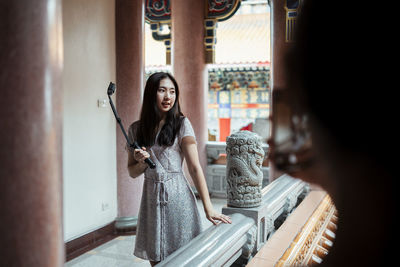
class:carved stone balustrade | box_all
[156,213,256,267]
[223,174,309,253]
[159,175,309,266]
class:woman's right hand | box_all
[133,147,150,164]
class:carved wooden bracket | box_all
[145,0,242,65]
[284,0,302,42]
[145,0,171,64]
[205,0,242,63]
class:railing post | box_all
[222,175,310,262]
[226,131,265,208]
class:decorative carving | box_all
[285,190,298,213]
[265,214,274,240]
[207,0,241,22]
[226,130,265,207]
[242,225,257,259]
[204,19,217,63]
[205,0,242,63]
[277,195,337,266]
[145,0,242,64]
[208,65,271,91]
[285,0,301,42]
[145,0,171,21]
[145,0,171,64]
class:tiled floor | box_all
[65,197,228,267]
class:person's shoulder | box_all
[178,116,195,138]
[180,116,190,123]
[181,116,194,128]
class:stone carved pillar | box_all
[226,131,265,208]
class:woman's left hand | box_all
[206,209,232,225]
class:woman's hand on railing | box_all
[205,209,232,225]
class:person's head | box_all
[281,3,396,264]
[156,76,177,117]
[283,0,397,184]
[142,72,181,120]
[138,72,184,147]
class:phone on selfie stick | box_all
[107,82,156,169]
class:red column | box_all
[115,0,145,221]
[171,0,208,174]
[271,0,291,90]
[0,0,64,266]
[270,0,291,180]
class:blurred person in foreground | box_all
[268,0,396,266]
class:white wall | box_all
[62,0,117,241]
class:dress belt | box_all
[145,172,182,207]
[155,180,168,206]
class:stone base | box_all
[114,216,138,233]
[222,203,270,252]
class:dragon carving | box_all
[226,131,265,208]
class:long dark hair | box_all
[136,72,184,147]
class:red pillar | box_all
[270,0,292,180]
[115,0,145,222]
[271,0,291,90]
[0,0,64,266]
[171,0,208,174]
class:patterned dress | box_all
[128,117,202,261]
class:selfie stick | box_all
[107,82,156,169]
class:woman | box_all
[127,72,231,266]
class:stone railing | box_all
[157,213,256,267]
[158,175,309,266]
[223,174,309,253]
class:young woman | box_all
[127,72,231,266]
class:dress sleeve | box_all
[179,117,197,144]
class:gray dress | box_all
[128,117,202,262]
